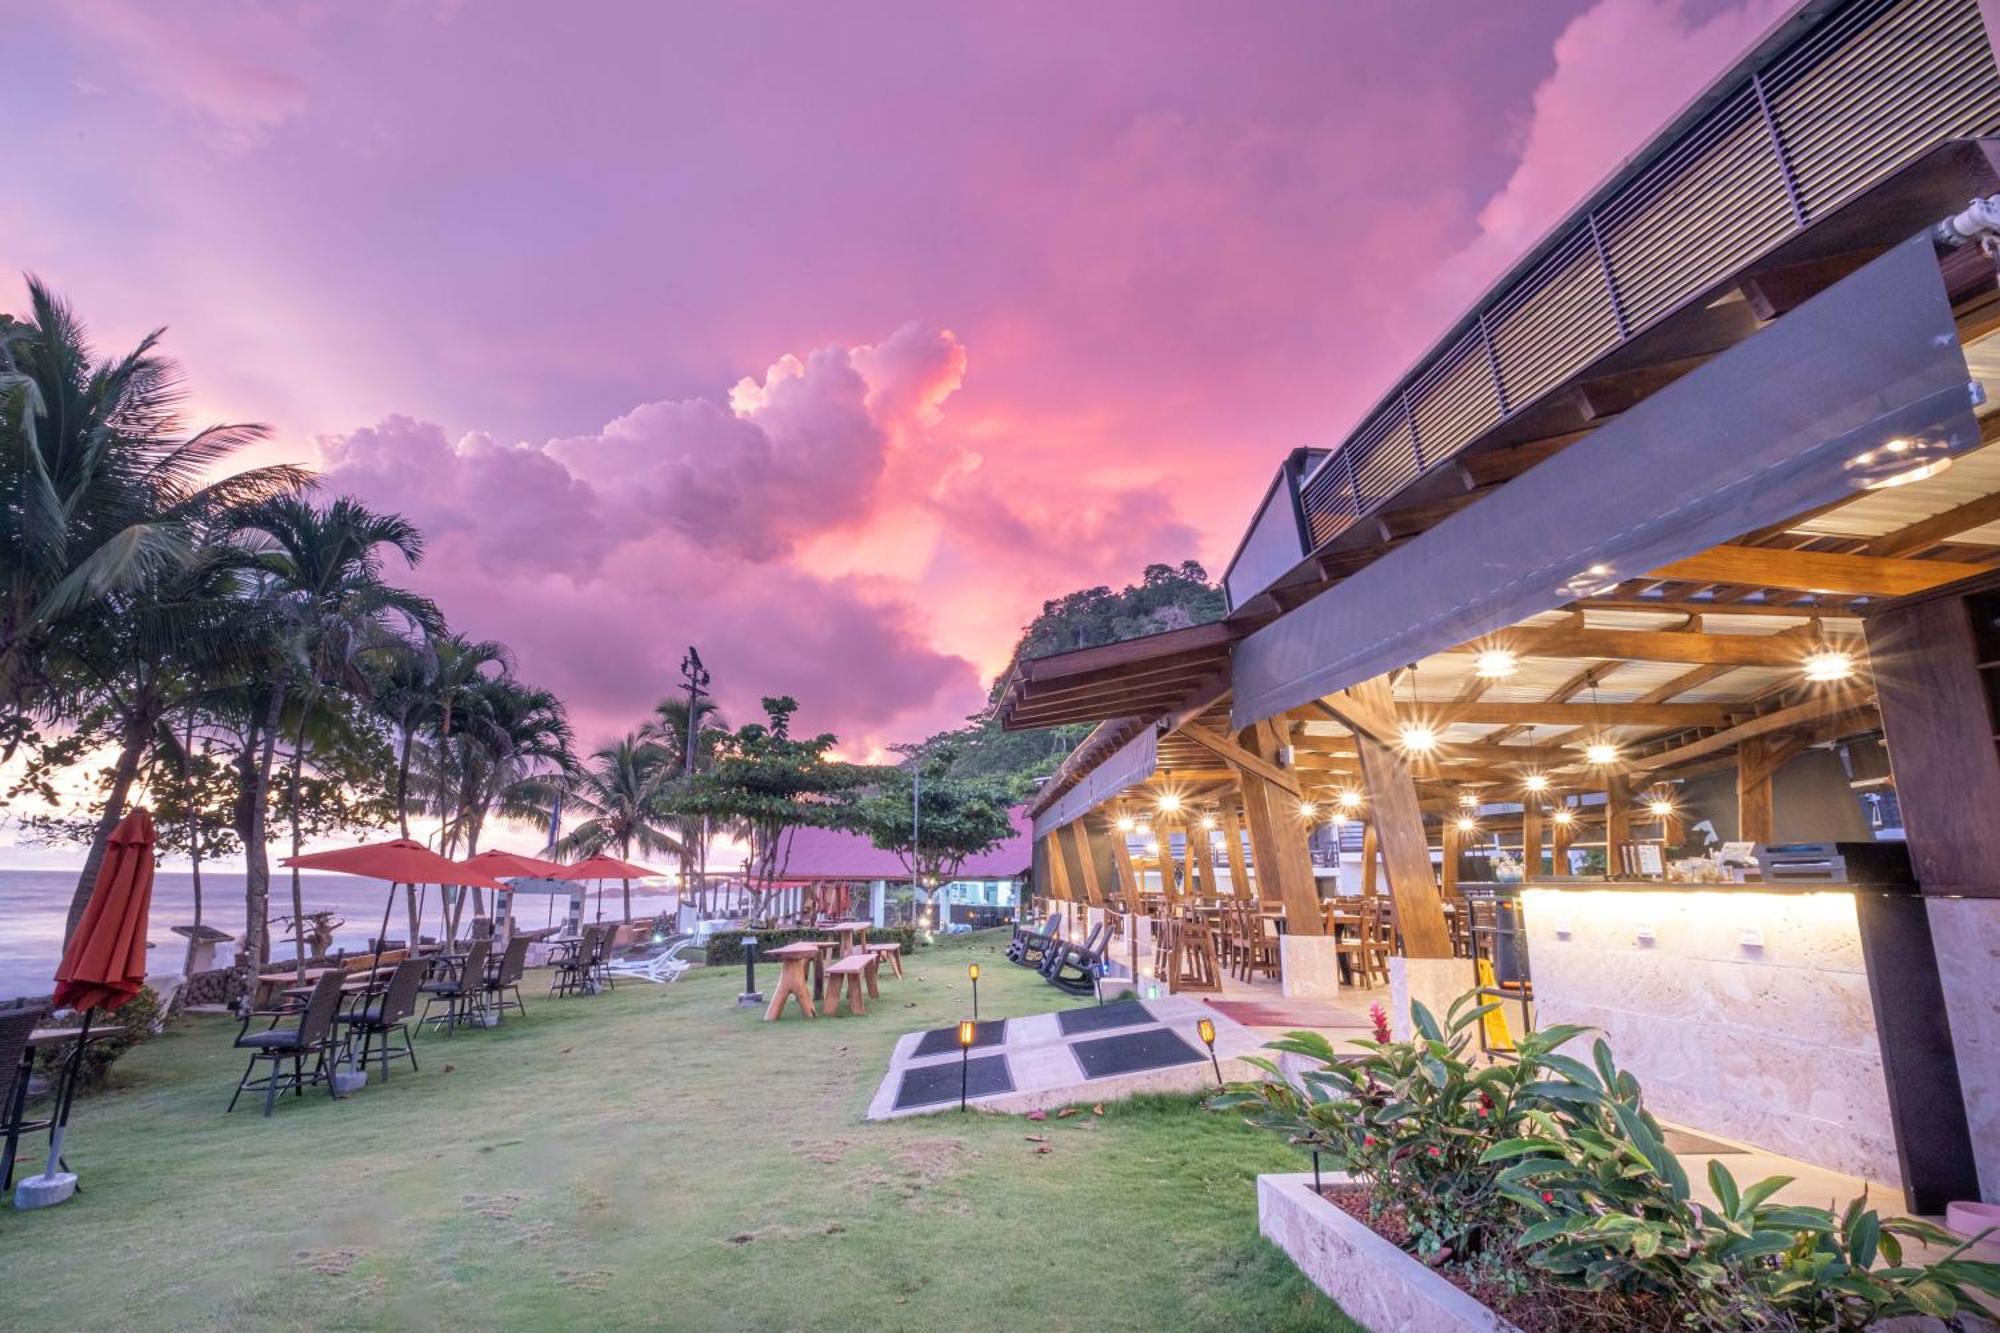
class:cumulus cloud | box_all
[318,322,1167,750]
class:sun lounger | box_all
[604,933,695,984]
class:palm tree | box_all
[234,495,439,977]
[0,277,307,758]
[556,734,684,923]
[643,695,727,911]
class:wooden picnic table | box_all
[825,920,871,956]
[763,942,823,1021]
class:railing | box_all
[1292,0,2000,558]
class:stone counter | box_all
[1519,885,1901,1190]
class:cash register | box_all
[1750,840,1915,887]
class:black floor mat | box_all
[893,1055,1014,1110]
[912,1019,1008,1058]
[1069,1027,1204,1080]
[1056,1000,1154,1036]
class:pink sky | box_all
[4,0,1788,757]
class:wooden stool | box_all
[823,954,873,1016]
[863,942,903,978]
[861,951,882,1000]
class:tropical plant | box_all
[642,694,727,907]
[666,696,871,917]
[0,276,305,757]
[556,733,682,921]
[846,742,1017,916]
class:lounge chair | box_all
[1007,913,1063,968]
[227,971,347,1116]
[604,933,694,985]
[332,958,425,1081]
[417,938,491,1034]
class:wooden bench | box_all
[822,953,873,1017]
[861,941,902,979]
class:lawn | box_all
[0,929,1357,1332]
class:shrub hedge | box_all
[704,925,923,967]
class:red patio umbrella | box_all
[281,839,506,984]
[554,854,664,924]
[21,808,157,1207]
[458,849,570,934]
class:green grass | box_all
[0,929,1357,1332]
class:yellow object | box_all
[1475,959,1516,1051]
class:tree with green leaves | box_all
[642,694,728,910]
[556,733,682,922]
[848,743,1018,917]
[667,696,873,918]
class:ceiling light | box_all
[1298,801,1319,821]
[1115,816,1136,833]
[1457,789,1479,808]
[1844,435,1954,491]
[1803,647,1855,682]
[1585,740,1619,766]
[1522,772,1550,794]
[1473,648,1519,679]
[1551,808,1574,826]
[1648,799,1675,817]
[1199,813,1218,831]
[1338,789,1363,811]
[1156,792,1182,814]
[1144,840,1161,856]
[1454,816,1477,833]
[1399,724,1438,754]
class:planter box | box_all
[1257,1172,1518,1333]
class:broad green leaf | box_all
[1904,1279,1957,1318]
[1707,1159,1740,1217]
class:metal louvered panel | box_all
[1299,450,1359,548]
[1486,230,1620,406]
[1770,0,2000,221]
[1408,329,1504,462]
[1599,90,1797,328]
[1293,0,2000,568]
[1349,406,1421,509]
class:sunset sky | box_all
[4,0,1790,761]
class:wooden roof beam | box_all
[1647,547,1989,598]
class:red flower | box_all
[1541,1191,1555,1204]
[1362,1135,1376,1147]
[1427,1146,1441,1158]
[1476,1105,1489,1118]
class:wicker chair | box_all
[332,958,425,1080]
[227,971,347,1116]
[418,938,492,1034]
[0,1004,51,1188]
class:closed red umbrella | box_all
[20,809,157,1208]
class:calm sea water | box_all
[0,867,681,1003]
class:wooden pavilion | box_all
[999,0,2000,1213]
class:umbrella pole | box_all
[41,1006,91,1182]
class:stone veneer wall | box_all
[1520,888,1900,1189]
[1927,897,2000,1203]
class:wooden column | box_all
[1440,819,1460,896]
[1061,821,1104,906]
[1342,679,1454,958]
[1040,834,1074,902]
[1220,803,1251,898]
[1105,820,1142,910]
[1235,735,1325,936]
[1551,798,1574,871]
[1521,799,1544,878]
[1603,774,1632,875]
[1360,822,1380,899]
[1737,737,1776,844]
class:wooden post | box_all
[1062,821,1105,906]
[1737,736,1776,844]
[1551,796,1574,871]
[1235,738,1325,936]
[1220,802,1250,898]
[1440,818,1460,897]
[1605,774,1632,874]
[1107,821,1142,910]
[1521,798,1543,879]
[1360,822,1380,899]
[1042,834,1075,902]
[1342,679,1454,959]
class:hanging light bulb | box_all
[1115,815,1136,833]
[1522,772,1550,794]
[1144,839,1162,856]
[1199,812,1218,831]
[1338,789,1363,811]
[1454,815,1477,833]
[1803,647,1856,682]
[1298,800,1319,821]
[1457,789,1479,808]
[1648,797,1675,818]
[1551,808,1575,826]
[1156,791,1182,814]
[1473,647,1519,679]
[1399,723,1438,754]
[1586,740,1620,766]
[1135,821,1152,839]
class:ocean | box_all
[0,867,683,1003]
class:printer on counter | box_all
[1751,840,1916,888]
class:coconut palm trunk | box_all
[284,691,317,977]
[63,710,154,942]
[240,681,286,981]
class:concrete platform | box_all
[865,994,1269,1120]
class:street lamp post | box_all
[680,646,711,914]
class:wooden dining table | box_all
[762,942,824,1021]
[824,920,871,957]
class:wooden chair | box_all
[1241,908,1281,984]
[823,954,873,1016]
